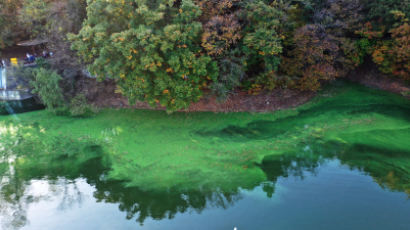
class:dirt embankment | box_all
[75,65,408,113]
[75,76,316,113]
[348,65,410,99]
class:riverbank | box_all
[75,76,316,112]
[75,71,409,113]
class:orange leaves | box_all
[372,49,385,65]
[201,14,241,56]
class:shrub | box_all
[69,93,96,117]
[210,55,245,99]
[30,68,65,110]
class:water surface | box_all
[1,83,409,229]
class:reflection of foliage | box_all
[0,121,106,230]
[1,83,410,227]
[314,137,410,195]
[0,122,241,225]
[93,181,240,224]
[0,121,105,179]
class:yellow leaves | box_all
[144,62,156,69]
[120,73,125,79]
[127,55,133,60]
[166,68,173,73]
[115,86,123,94]
[179,9,183,13]
[156,62,162,67]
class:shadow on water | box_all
[0,98,44,115]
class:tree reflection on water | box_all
[0,121,409,229]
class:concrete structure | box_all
[0,66,34,101]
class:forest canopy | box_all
[1,0,409,111]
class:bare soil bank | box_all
[348,65,410,99]
[75,77,315,113]
[75,69,408,113]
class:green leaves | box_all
[71,0,218,112]
[31,68,65,110]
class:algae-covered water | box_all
[0,83,409,230]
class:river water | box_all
[0,83,409,230]
[0,158,409,230]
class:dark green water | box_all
[0,83,409,230]
[1,156,409,230]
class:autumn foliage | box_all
[2,0,408,111]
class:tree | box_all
[241,0,287,90]
[282,24,340,91]
[363,0,410,31]
[371,11,410,80]
[70,0,218,111]
[0,0,24,49]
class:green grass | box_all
[1,82,409,193]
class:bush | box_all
[211,56,245,99]
[69,93,96,117]
[30,68,65,110]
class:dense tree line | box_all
[1,0,409,111]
